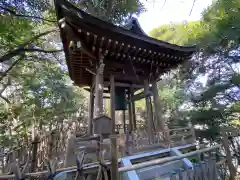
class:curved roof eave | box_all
[55,0,196,54]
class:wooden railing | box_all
[0,143,231,180]
[0,125,239,179]
[0,122,89,174]
[118,145,221,179]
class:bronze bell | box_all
[115,87,127,110]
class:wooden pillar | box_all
[152,80,164,130]
[222,133,237,180]
[64,134,76,180]
[128,89,133,133]
[164,124,170,147]
[149,96,155,132]
[30,135,39,172]
[110,135,119,180]
[95,73,104,117]
[130,87,137,130]
[1,147,4,173]
[144,80,154,143]
[122,110,126,134]
[88,86,94,135]
[94,55,105,133]
[110,75,116,134]
[47,130,56,160]
[188,122,196,142]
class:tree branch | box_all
[0,29,58,62]
[0,6,56,23]
[21,29,58,47]
[0,55,24,82]
[23,48,63,53]
[0,48,62,63]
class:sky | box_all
[138,0,213,33]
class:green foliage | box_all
[0,16,34,50]
[149,21,200,46]
[0,0,147,147]
[72,0,145,24]
[148,0,240,140]
[230,102,240,113]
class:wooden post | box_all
[179,169,188,180]
[110,135,119,180]
[48,130,56,160]
[11,152,22,180]
[30,135,39,172]
[144,80,154,143]
[94,55,105,119]
[96,135,102,162]
[187,167,194,179]
[149,96,155,133]
[152,81,164,131]
[64,134,76,180]
[222,134,237,180]
[188,122,196,142]
[88,87,94,135]
[128,90,133,133]
[110,75,116,134]
[164,124,170,147]
[0,147,4,173]
[209,151,217,180]
[130,87,136,131]
[122,110,126,134]
[64,135,76,167]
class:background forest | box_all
[0,0,239,148]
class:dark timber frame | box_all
[55,0,196,136]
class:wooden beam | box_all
[104,82,143,89]
[84,87,109,93]
[66,24,97,60]
[105,72,145,81]
[131,91,152,101]
[94,95,110,99]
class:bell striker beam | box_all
[110,75,116,134]
[144,80,154,143]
